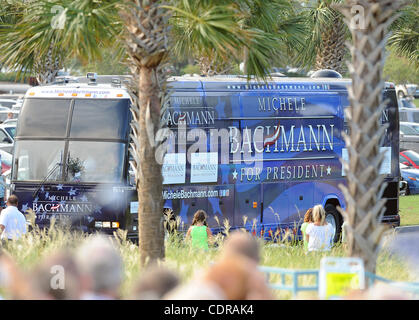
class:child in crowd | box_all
[300,208,313,252]
[305,205,334,252]
[186,210,213,250]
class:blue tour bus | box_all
[159,74,400,242]
[11,73,400,242]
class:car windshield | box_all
[400,100,416,109]
[4,127,16,139]
[0,101,15,108]
[403,150,419,166]
[400,124,419,135]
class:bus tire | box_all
[405,184,411,196]
[324,203,342,243]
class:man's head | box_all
[7,112,12,119]
[204,254,250,300]
[131,264,180,299]
[31,250,82,300]
[222,230,261,264]
[75,235,123,298]
[7,195,18,207]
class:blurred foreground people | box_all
[222,230,261,263]
[130,263,180,300]
[0,250,41,299]
[163,255,248,300]
[165,230,273,300]
[75,235,123,300]
[0,195,27,241]
[345,282,410,300]
[221,230,274,299]
[31,250,82,300]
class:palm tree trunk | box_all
[33,46,62,84]
[120,0,170,266]
[315,12,346,74]
[335,0,406,274]
[136,66,165,265]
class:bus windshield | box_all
[65,141,125,183]
[13,97,131,183]
[14,140,125,183]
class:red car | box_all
[400,150,419,169]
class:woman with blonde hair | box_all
[305,205,334,252]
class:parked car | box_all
[396,84,418,99]
[2,169,11,199]
[0,149,12,174]
[400,163,419,195]
[400,122,419,153]
[0,123,15,153]
[0,99,18,109]
[2,119,18,126]
[398,98,417,109]
[399,108,419,123]
[400,149,419,169]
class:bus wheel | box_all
[325,204,342,243]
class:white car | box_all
[396,84,418,99]
[399,108,419,123]
[400,122,419,154]
[0,123,15,153]
[0,99,18,109]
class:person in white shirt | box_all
[0,195,27,241]
[305,204,334,252]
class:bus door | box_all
[262,181,289,237]
[287,181,314,229]
[234,183,262,232]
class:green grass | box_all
[0,220,415,300]
[399,194,419,226]
[414,99,419,108]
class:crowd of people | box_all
[0,195,410,300]
[0,223,273,299]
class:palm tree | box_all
[296,0,348,74]
[168,0,306,77]
[0,0,307,265]
[120,0,288,265]
[0,0,122,83]
[388,0,419,69]
[335,0,406,274]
